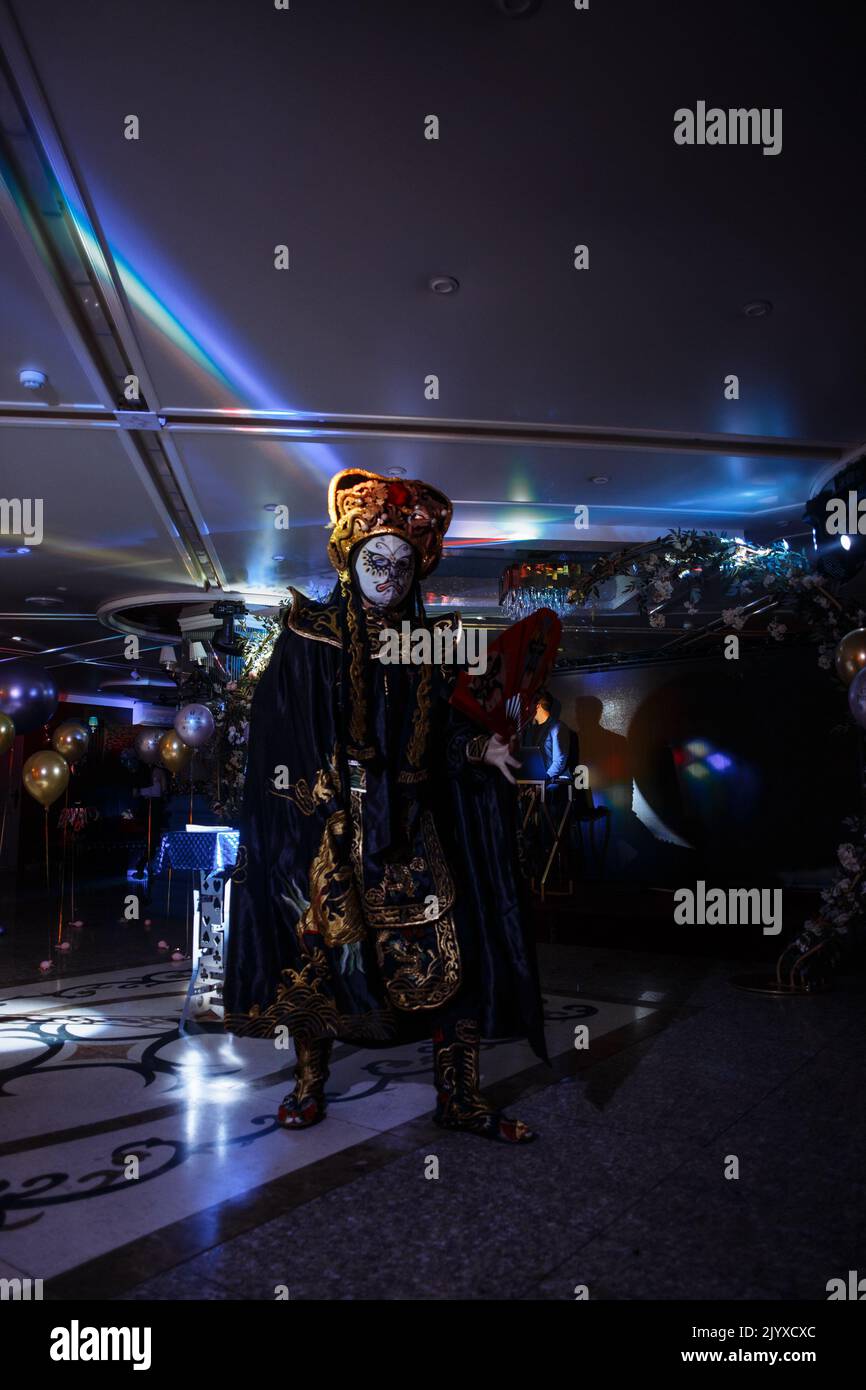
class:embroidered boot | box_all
[432,1019,537,1143]
[277,1036,332,1129]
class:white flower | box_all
[649,611,666,628]
[722,607,747,630]
[838,844,860,872]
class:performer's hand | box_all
[483,733,521,785]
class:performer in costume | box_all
[224,468,548,1143]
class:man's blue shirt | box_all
[526,718,568,778]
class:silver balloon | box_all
[848,668,866,729]
[0,663,58,733]
[174,703,215,748]
[134,727,163,765]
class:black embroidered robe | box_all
[224,588,548,1062]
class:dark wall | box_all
[549,647,858,886]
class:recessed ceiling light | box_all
[11,635,22,642]
[272,554,286,563]
[429,275,459,295]
[263,503,279,511]
[742,299,773,318]
[590,475,609,485]
[387,466,407,477]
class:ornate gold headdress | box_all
[327,468,452,579]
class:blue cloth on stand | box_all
[153,829,240,875]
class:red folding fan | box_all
[449,607,562,740]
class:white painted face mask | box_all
[352,535,415,608]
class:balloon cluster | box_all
[21,721,90,808]
[133,704,215,775]
[0,663,75,806]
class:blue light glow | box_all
[707,753,732,772]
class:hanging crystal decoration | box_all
[500,554,587,619]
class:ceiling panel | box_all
[0,213,99,406]
[12,0,866,439]
[0,425,192,608]
[170,430,818,594]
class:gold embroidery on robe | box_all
[294,808,366,947]
[284,587,343,647]
[347,787,462,1008]
[465,733,489,764]
[364,858,426,906]
[373,912,461,1010]
[349,800,455,928]
[224,946,393,1042]
[406,664,432,767]
[271,763,339,816]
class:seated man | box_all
[526,691,569,780]
[520,692,573,882]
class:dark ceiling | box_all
[0,0,864,694]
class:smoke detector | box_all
[19,368,47,390]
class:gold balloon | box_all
[834,628,866,686]
[0,712,14,757]
[159,730,192,773]
[52,720,90,763]
[22,750,70,808]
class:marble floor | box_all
[1,943,864,1300]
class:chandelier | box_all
[499,555,587,620]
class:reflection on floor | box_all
[1,945,864,1300]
